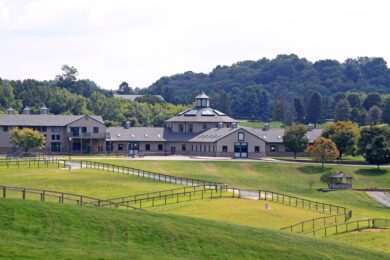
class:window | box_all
[158,144,163,151]
[182,144,186,151]
[50,142,61,152]
[52,127,60,133]
[188,124,193,133]
[191,145,194,151]
[238,132,245,141]
[81,127,87,133]
[255,146,260,153]
[3,126,8,132]
[179,124,184,132]
[118,144,124,150]
[145,144,150,151]
[51,135,60,140]
[222,146,228,153]
[202,124,207,130]
[93,127,99,134]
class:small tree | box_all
[283,124,308,159]
[334,99,352,121]
[322,121,360,160]
[366,105,382,125]
[9,128,45,153]
[306,177,316,190]
[306,137,339,168]
[363,135,390,169]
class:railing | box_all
[0,185,141,211]
[303,219,390,237]
[80,160,224,188]
[0,158,67,168]
[68,132,106,138]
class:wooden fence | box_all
[0,158,66,168]
[303,218,390,237]
[0,185,141,210]
[79,160,224,188]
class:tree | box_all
[211,92,232,116]
[272,98,284,121]
[366,105,382,125]
[259,91,269,121]
[9,128,45,153]
[358,125,390,155]
[347,93,362,108]
[293,98,305,123]
[334,99,352,121]
[306,92,322,124]
[118,82,133,94]
[55,65,78,82]
[364,135,390,169]
[306,137,339,168]
[382,98,390,124]
[306,177,316,190]
[283,124,308,158]
[363,93,382,110]
[322,121,360,159]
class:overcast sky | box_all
[0,0,389,89]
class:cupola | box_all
[40,105,48,115]
[22,106,31,115]
[195,91,210,108]
[7,107,14,115]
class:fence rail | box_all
[80,160,223,188]
[0,158,66,168]
[303,218,390,237]
[0,185,141,210]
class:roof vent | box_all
[308,123,314,131]
[217,122,223,128]
[124,121,131,129]
[131,134,135,138]
[231,122,237,128]
[145,134,149,138]
[22,106,30,115]
[263,123,270,131]
[157,134,161,138]
[40,105,48,115]
[7,107,14,115]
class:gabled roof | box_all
[166,107,236,123]
[195,91,209,99]
[245,127,322,144]
[329,172,353,179]
[0,115,104,127]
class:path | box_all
[367,191,390,208]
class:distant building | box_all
[113,94,165,102]
[0,92,322,158]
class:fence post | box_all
[22,188,26,200]
[2,187,6,198]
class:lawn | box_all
[90,160,390,220]
[0,165,181,199]
[150,198,326,230]
[238,120,283,128]
[330,229,390,254]
[0,199,386,259]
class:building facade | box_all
[0,92,322,158]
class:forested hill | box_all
[145,54,390,119]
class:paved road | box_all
[367,192,390,208]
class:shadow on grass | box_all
[297,166,332,174]
[355,169,388,176]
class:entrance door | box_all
[234,142,248,158]
[128,143,139,155]
[171,147,176,155]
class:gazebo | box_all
[328,172,353,190]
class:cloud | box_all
[0,0,390,89]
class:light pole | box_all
[68,137,72,159]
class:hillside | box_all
[146,54,390,119]
[0,199,387,259]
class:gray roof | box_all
[113,94,165,101]
[246,128,322,144]
[195,91,209,99]
[166,107,236,123]
[329,172,353,179]
[0,115,104,127]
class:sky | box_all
[0,0,390,90]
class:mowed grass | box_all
[0,199,387,259]
[0,165,181,199]
[150,198,326,230]
[238,120,283,128]
[330,229,390,254]
[93,160,390,220]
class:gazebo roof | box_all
[328,172,353,179]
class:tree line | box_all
[145,54,390,122]
[284,122,390,168]
[0,66,189,127]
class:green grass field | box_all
[0,166,181,199]
[238,120,284,128]
[330,229,390,254]
[0,199,387,259]
[151,198,326,230]
[92,160,390,221]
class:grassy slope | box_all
[95,160,390,220]
[238,120,283,128]
[0,199,387,259]
[330,229,390,254]
[0,166,180,199]
[150,198,326,229]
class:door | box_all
[234,142,248,158]
[171,147,176,155]
[128,143,139,155]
